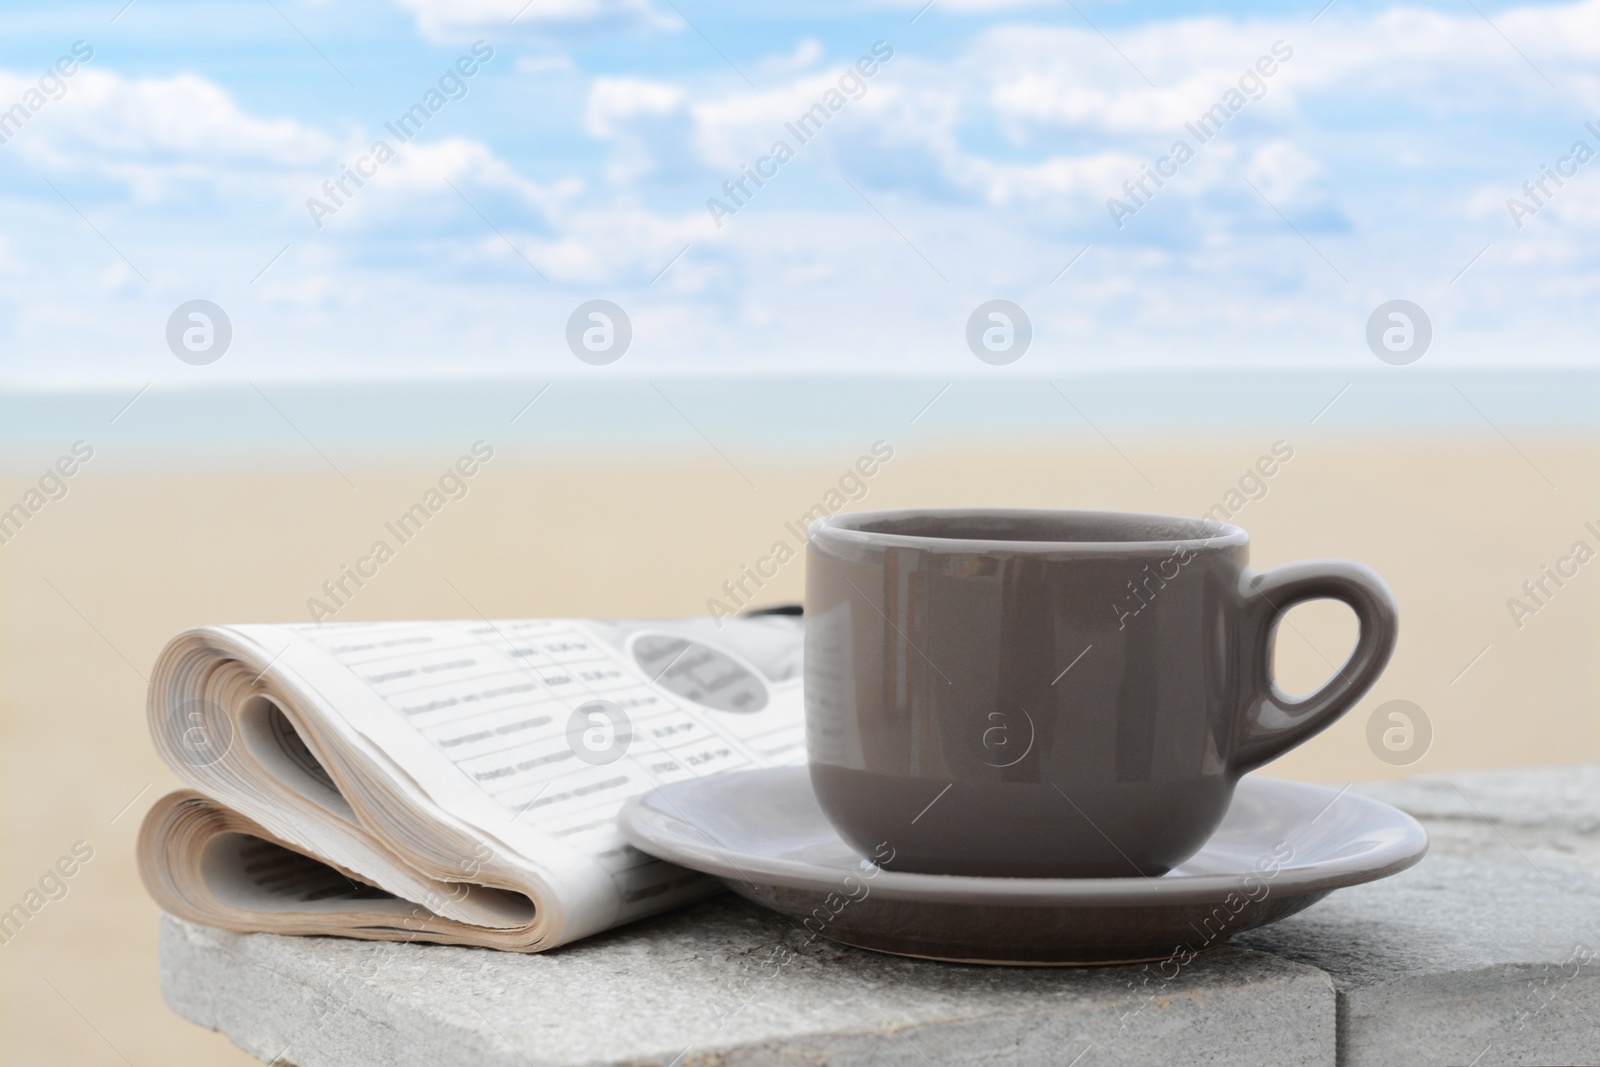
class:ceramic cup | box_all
[804,508,1398,878]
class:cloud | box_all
[0,69,337,202]
[517,54,579,75]
[0,69,334,163]
[973,3,1600,140]
[524,204,712,283]
[584,76,703,185]
[686,65,901,170]
[628,3,1600,215]
[953,152,1147,205]
[585,77,686,138]
[753,38,826,79]
[1243,140,1323,205]
[867,0,1061,10]
[392,0,678,41]
[0,64,575,238]
[5,2,1600,383]
[301,136,582,238]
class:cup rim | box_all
[810,507,1248,554]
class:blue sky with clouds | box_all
[1,0,1598,385]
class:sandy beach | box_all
[2,438,1597,1065]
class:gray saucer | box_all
[618,766,1428,965]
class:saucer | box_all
[618,766,1427,965]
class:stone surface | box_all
[1237,764,1600,1067]
[162,904,1335,1067]
[161,764,1600,1067]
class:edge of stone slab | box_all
[161,912,1338,1067]
[1337,962,1600,1067]
[1348,762,1600,833]
[162,916,515,1067]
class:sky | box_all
[1,0,1598,386]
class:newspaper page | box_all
[197,614,808,945]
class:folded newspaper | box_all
[137,615,806,951]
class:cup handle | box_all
[1230,560,1398,775]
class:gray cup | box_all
[804,508,1398,878]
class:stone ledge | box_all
[161,764,1600,1067]
[162,903,1335,1066]
[1238,763,1600,1067]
